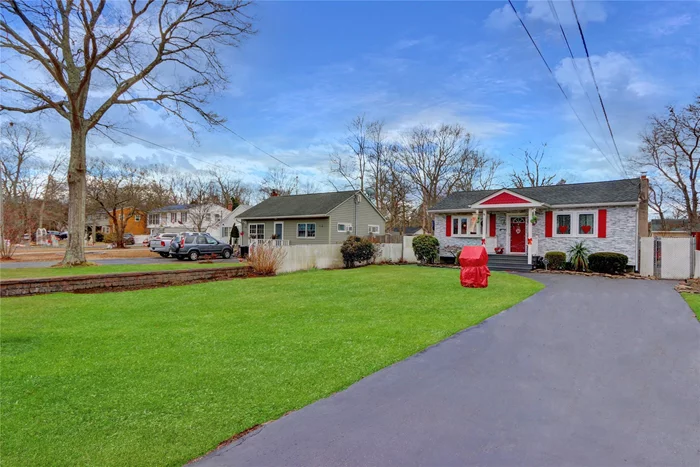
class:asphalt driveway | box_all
[196,274,700,467]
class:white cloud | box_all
[554,52,662,99]
[646,13,693,36]
[485,0,606,29]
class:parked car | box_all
[123,233,135,245]
[169,233,233,261]
[148,233,179,257]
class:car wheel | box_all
[159,252,169,258]
[222,249,232,259]
[188,250,199,261]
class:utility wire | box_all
[507,0,625,177]
[547,0,614,155]
[218,123,293,169]
[569,0,626,175]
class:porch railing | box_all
[249,239,290,247]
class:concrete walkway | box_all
[196,274,700,467]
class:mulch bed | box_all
[531,269,653,280]
[675,279,700,294]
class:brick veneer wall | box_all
[434,205,639,265]
[0,266,252,297]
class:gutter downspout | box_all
[635,202,639,273]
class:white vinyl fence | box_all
[639,237,695,279]
[278,238,417,274]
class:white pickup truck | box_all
[148,233,178,257]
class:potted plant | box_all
[530,214,538,225]
[494,246,504,254]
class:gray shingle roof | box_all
[239,191,356,219]
[151,204,193,212]
[430,179,641,211]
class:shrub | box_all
[588,252,628,275]
[340,236,377,268]
[412,235,439,264]
[248,244,287,275]
[95,232,104,243]
[103,232,117,244]
[568,241,591,271]
[544,251,566,270]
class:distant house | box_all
[650,218,700,249]
[392,226,424,236]
[146,203,231,236]
[212,205,250,242]
[239,191,386,247]
[86,207,147,236]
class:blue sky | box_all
[13,0,700,190]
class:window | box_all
[161,213,168,224]
[222,227,231,239]
[205,213,212,222]
[368,224,380,234]
[338,223,352,233]
[556,214,571,235]
[206,237,218,245]
[297,223,316,238]
[553,211,596,237]
[214,214,221,222]
[148,214,160,225]
[249,223,265,240]
[451,215,483,237]
[196,235,207,244]
[134,214,141,222]
[181,212,188,223]
[104,226,110,233]
[578,213,595,235]
[170,213,177,223]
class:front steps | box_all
[488,254,532,272]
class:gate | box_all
[640,237,694,279]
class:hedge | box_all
[412,235,439,264]
[544,251,566,270]
[588,252,628,275]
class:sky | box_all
[5,0,700,191]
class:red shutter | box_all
[489,214,496,237]
[598,209,607,238]
[446,215,452,237]
[545,211,553,237]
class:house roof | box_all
[150,204,193,213]
[430,178,641,211]
[392,226,423,235]
[240,191,358,219]
[650,218,700,232]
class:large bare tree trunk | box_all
[62,128,87,265]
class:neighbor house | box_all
[146,204,231,236]
[428,177,649,270]
[650,218,700,250]
[239,191,386,247]
[86,207,147,236]
[213,204,250,242]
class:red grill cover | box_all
[459,246,490,288]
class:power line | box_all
[506,0,626,177]
[569,0,626,175]
[218,123,293,169]
[546,0,614,156]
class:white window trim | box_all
[368,224,380,234]
[553,210,597,238]
[338,222,352,233]
[134,214,141,222]
[249,223,265,240]
[297,222,317,239]
[451,215,484,238]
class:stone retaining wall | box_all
[0,266,252,297]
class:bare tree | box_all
[207,169,252,207]
[330,115,372,191]
[398,124,485,233]
[87,159,146,248]
[260,166,298,198]
[632,95,700,224]
[382,146,413,234]
[453,149,502,192]
[509,144,562,188]
[0,1,254,265]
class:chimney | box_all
[227,202,233,211]
[638,173,649,238]
[271,189,279,197]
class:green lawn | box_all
[682,293,700,321]
[0,261,242,280]
[1,266,543,466]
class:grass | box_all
[0,266,543,466]
[0,261,242,280]
[682,293,700,321]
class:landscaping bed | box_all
[0,266,543,466]
[531,269,651,280]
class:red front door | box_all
[510,216,526,253]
